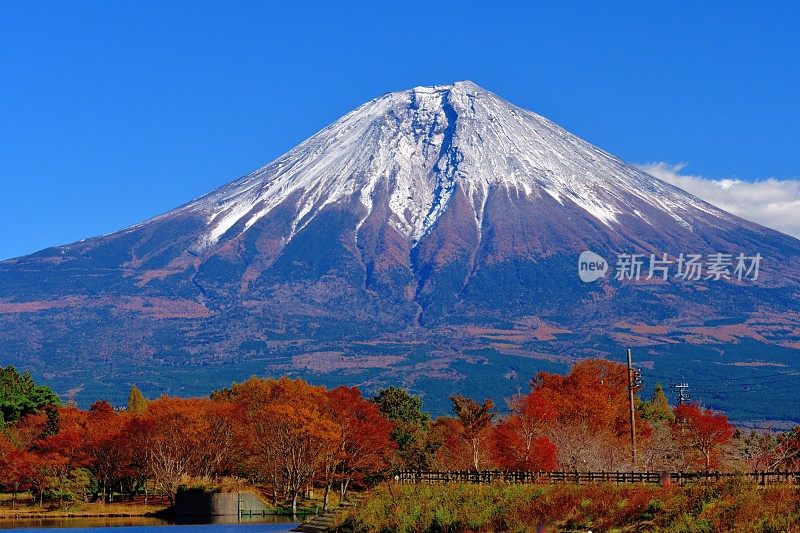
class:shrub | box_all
[43,468,91,506]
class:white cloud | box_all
[635,162,800,239]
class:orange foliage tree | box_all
[29,406,91,505]
[323,386,394,509]
[533,359,649,470]
[82,400,127,502]
[129,397,221,505]
[431,417,474,470]
[226,377,340,514]
[672,403,733,470]
[0,434,34,508]
[492,391,558,471]
[449,395,496,471]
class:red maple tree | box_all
[672,403,733,470]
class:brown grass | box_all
[0,495,169,518]
[337,479,800,532]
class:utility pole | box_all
[672,383,690,405]
[626,348,637,471]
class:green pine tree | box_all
[372,386,439,469]
[639,383,674,424]
[126,385,148,414]
[0,365,61,426]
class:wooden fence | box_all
[394,470,800,487]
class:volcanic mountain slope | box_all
[1,81,799,421]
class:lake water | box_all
[0,516,299,531]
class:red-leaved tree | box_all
[492,391,558,471]
[324,386,394,509]
[672,403,733,470]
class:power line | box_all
[644,371,800,384]
[653,377,800,392]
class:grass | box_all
[337,478,800,532]
[0,501,169,518]
[0,482,341,519]
[0,493,169,518]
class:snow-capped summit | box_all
[160,81,731,251]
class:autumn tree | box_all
[431,417,474,470]
[6,411,49,449]
[0,434,34,508]
[266,404,337,514]
[115,421,149,502]
[197,400,241,480]
[130,397,217,505]
[29,406,93,505]
[127,385,148,414]
[83,400,129,502]
[37,406,89,468]
[672,403,733,470]
[28,450,69,505]
[533,359,649,470]
[227,377,340,514]
[8,411,72,506]
[2,402,134,506]
[492,390,558,471]
[323,387,394,509]
[736,430,788,472]
[775,427,800,471]
[450,395,496,471]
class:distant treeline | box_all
[0,361,798,512]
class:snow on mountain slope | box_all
[152,81,733,251]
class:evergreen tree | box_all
[372,386,429,426]
[639,383,674,424]
[43,405,60,437]
[0,365,61,426]
[126,385,148,414]
[372,386,438,469]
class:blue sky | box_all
[2,1,799,259]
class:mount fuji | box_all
[2,81,799,421]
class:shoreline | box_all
[0,504,169,520]
[0,513,162,519]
